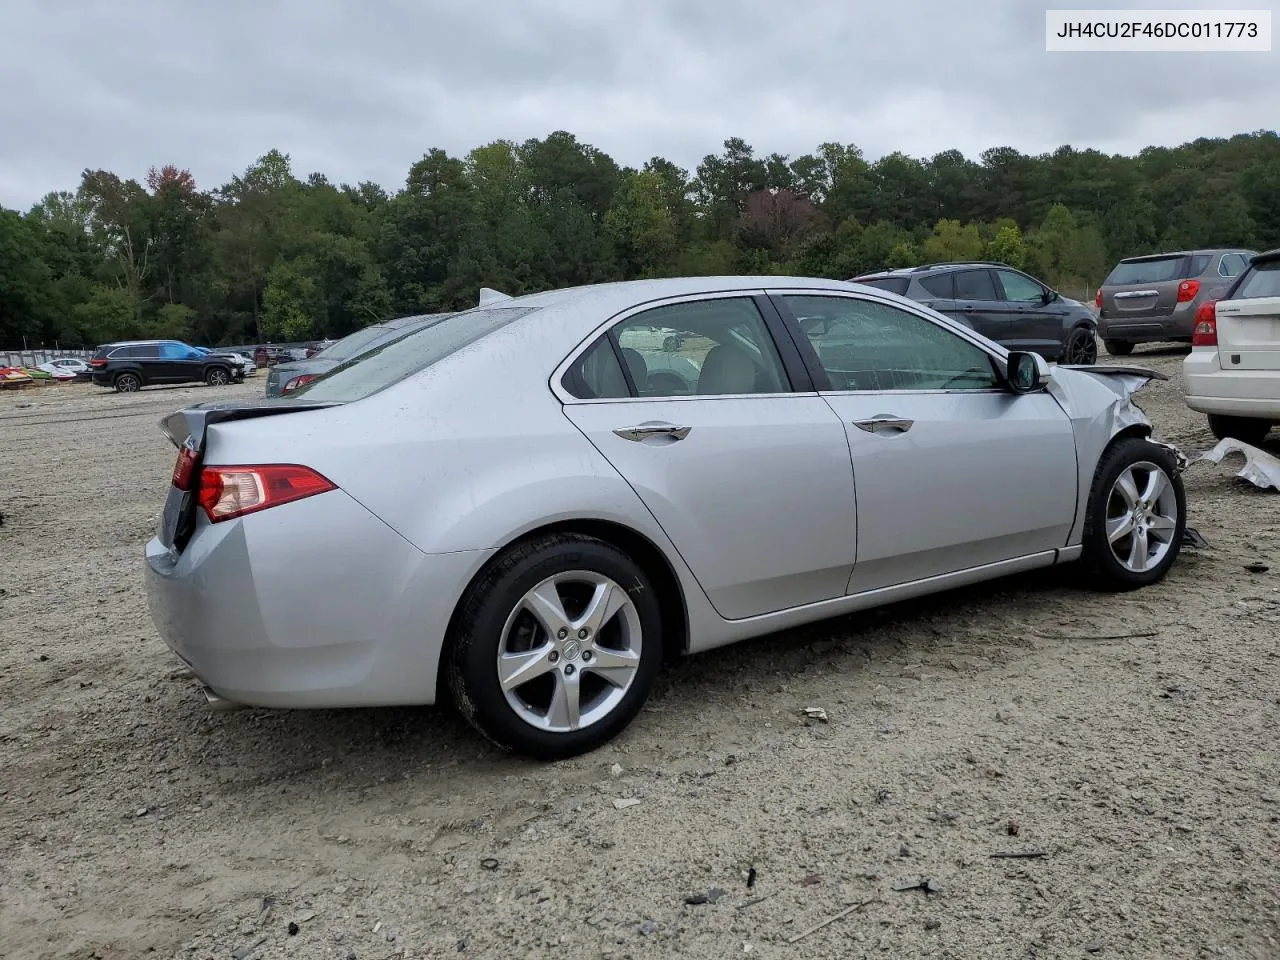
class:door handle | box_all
[613,422,692,442]
[853,417,913,434]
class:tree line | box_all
[2,129,1278,349]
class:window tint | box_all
[1106,256,1185,285]
[1236,260,1280,300]
[607,298,790,398]
[953,270,998,301]
[784,295,998,392]
[159,343,194,359]
[855,276,910,295]
[996,270,1044,302]
[918,274,954,299]
[113,345,153,359]
[1189,254,1211,276]
[284,305,541,402]
[564,337,630,399]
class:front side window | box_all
[996,269,1045,302]
[783,294,999,393]
[953,270,998,301]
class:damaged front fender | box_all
[1048,363,1185,545]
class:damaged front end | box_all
[1052,364,1187,470]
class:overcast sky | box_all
[0,0,1276,208]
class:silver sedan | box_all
[145,277,1187,759]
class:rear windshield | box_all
[284,304,542,403]
[1105,256,1187,285]
[313,323,396,363]
[855,276,910,295]
[1235,260,1280,300]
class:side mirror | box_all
[1006,351,1051,393]
[1040,288,1057,305]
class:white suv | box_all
[1183,250,1280,446]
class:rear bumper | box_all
[144,488,493,708]
[1183,347,1280,419]
[1098,302,1196,341]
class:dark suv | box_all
[851,262,1099,364]
[89,340,247,392]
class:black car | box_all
[89,340,248,393]
[851,262,1099,365]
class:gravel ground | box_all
[1,351,1278,960]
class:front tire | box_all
[1064,326,1098,365]
[1082,437,1185,591]
[1104,339,1135,356]
[1207,414,1272,446]
[448,534,663,760]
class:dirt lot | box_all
[2,351,1278,960]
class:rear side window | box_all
[856,277,910,295]
[1219,253,1249,277]
[918,274,955,298]
[285,305,542,402]
[1106,256,1185,285]
[112,345,152,359]
[953,270,998,301]
[1235,260,1280,300]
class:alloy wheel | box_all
[1066,328,1098,365]
[1105,461,1179,573]
[496,571,643,733]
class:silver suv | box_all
[1097,248,1255,355]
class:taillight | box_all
[171,444,199,490]
[1094,289,1102,309]
[196,464,336,522]
[1192,300,1218,346]
[89,358,107,368]
[1177,279,1200,302]
[282,374,318,393]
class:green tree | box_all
[921,219,984,262]
[984,223,1027,268]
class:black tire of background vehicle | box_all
[447,533,663,760]
[1081,436,1186,591]
[1065,325,1099,365]
[1104,339,1135,356]
[205,366,230,386]
[113,372,141,393]
[1207,414,1272,446]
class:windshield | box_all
[283,304,543,403]
[1105,256,1187,285]
[1236,260,1280,300]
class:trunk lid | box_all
[1215,296,1280,371]
[156,399,339,553]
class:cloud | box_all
[0,0,1275,206]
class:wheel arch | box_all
[434,517,691,703]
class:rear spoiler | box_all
[161,400,340,450]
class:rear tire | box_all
[1081,437,1185,591]
[1104,339,1135,356]
[1063,326,1098,365]
[113,372,141,393]
[447,534,663,760]
[1207,414,1272,446]
[205,367,231,386]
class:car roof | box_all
[487,276,868,319]
[1118,248,1251,262]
